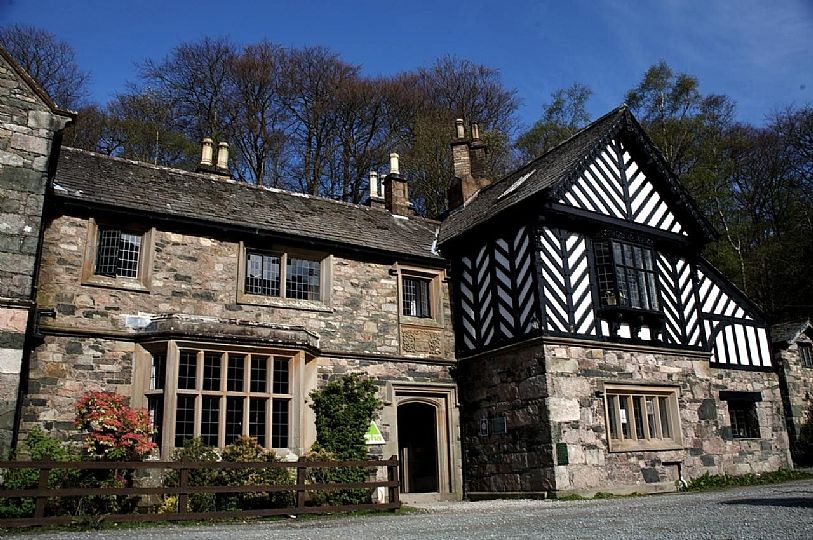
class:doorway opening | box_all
[397,401,439,493]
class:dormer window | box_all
[594,239,659,311]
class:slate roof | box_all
[51,147,443,263]
[771,320,813,345]
[437,105,715,245]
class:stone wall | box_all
[35,215,454,358]
[456,343,555,494]
[776,332,813,461]
[19,212,456,447]
[457,338,792,497]
[0,51,71,454]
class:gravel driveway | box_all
[5,480,813,540]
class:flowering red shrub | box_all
[74,391,156,460]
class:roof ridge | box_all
[60,146,440,224]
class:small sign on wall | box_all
[364,421,385,445]
[491,416,507,435]
[479,417,489,437]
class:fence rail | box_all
[0,456,400,528]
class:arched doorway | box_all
[397,401,439,493]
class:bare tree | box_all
[223,41,291,188]
[138,36,237,142]
[278,46,359,195]
[0,24,90,109]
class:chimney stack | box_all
[216,141,229,170]
[196,137,231,177]
[369,170,385,209]
[200,137,214,166]
[448,120,492,209]
[383,152,411,216]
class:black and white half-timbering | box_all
[440,105,792,497]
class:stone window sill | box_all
[81,275,151,293]
[400,315,443,329]
[607,442,684,453]
[236,292,333,313]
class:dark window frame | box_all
[727,400,760,439]
[593,238,660,312]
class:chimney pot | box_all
[200,137,214,166]
[389,153,400,176]
[369,170,380,199]
[216,142,229,169]
[455,118,465,139]
[471,122,480,141]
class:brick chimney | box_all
[383,153,410,216]
[448,120,491,209]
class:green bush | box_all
[308,374,382,505]
[0,427,81,519]
[684,469,812,491]
[162,437,293,513]
[306,447,370,507]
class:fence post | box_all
[387,455,400,508]
[178,467,189,515]
[296,457,307,510]
[34,466,50,519]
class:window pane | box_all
[273,358,290,394]
[150,352,166,390]
[178,351,197,390]
[646,397,658,439]
[147,395,163,446]
[202,352,221,391]
[95,228,121,276]
[659,396,671,438]
[201,396,220,446]
[272,400,289,448]
[117,232,141,278]
[286,257,321,300]
[225,397,244,445]
[607,395,619,439]
[227,354,245,391]
[619,398,631,439]
[250,356,268,393]
[249,398,267,447]
[633,397,645,439]
[175,395,196,447]
[647,273,659,310]
[403,277,432,318]
[245,252,280,296]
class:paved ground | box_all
[5,480,813,540]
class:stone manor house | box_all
[1,46,811,500]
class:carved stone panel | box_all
[401,326,443,356]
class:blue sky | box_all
[2,0,811,131]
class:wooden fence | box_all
[0,456,400,528]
